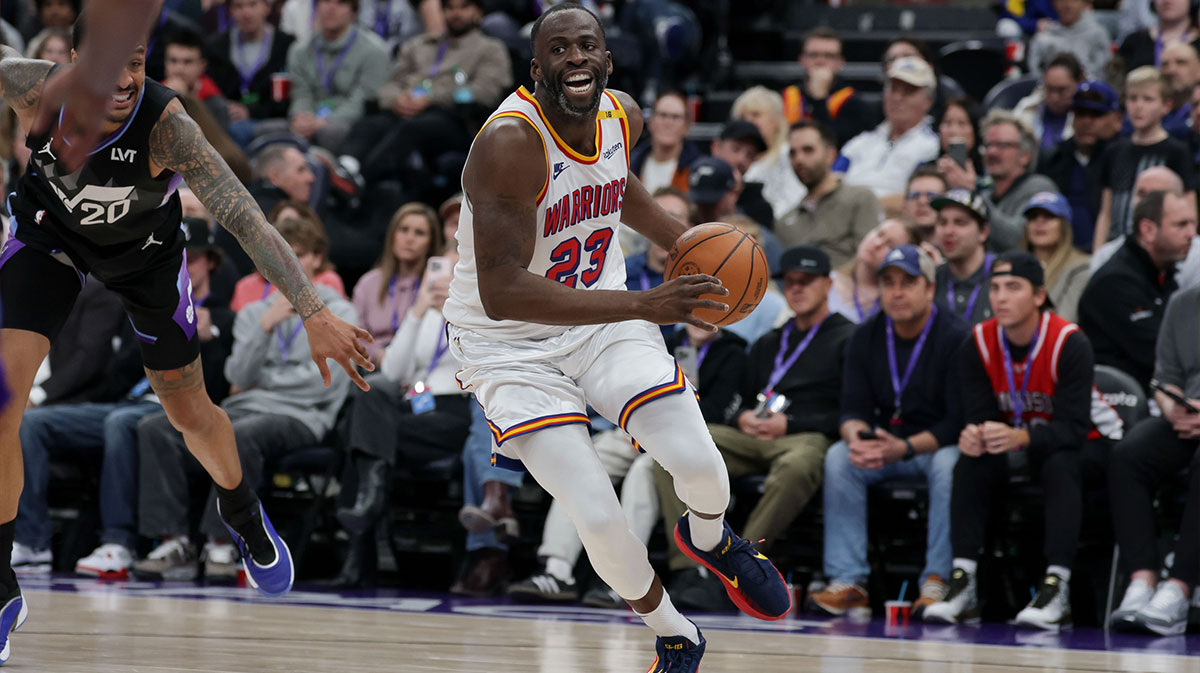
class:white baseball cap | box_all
[887,56,935,89]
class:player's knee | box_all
[571,501,628,541]
[161,398,218,436]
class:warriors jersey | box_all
[444,86,632,341]
[11,70,182,248]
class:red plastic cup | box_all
[885,600,911,626]
[271,73,292,103]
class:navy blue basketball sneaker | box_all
[219,501,294,597]
[0,585,28,666]
[674,512,791,620]
[647,625,705,673]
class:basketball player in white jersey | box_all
[443,4,791,669]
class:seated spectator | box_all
[933,97,983,183]
[630,92,700,195]
[880,37,950,121]
[286,0,390,149]
[24,27,69,62]
[810,245,965,619]
[1095,67,1198,250]
[1155,41,1200,137]
[1117,0,1200,73]
[351,202,444,365]
[281,0,436,51]
[776,119,883,268]
[343,0,511,186]
[231,204,346,311]
[969,110,1060,251]
[248,144,317,222]
[162,28,231,130]
[335,248,470,557]
[1038,80,1123,249]
[62,222,232,579]
[828,218,916,324]
[1091,166,1200,287]
[902,166,947,246]
[1014,53,1084,152]
[706,119,772,231]
[923,252,1103,630]
[1027,0,1111,78]
[1107,284,1200,636]
[654,246,855,606]
[132,217,355,581]
[1080,189,1196,391]
[732,86,805,221]
[17,0,77,44]
[932,190,995,325]
[688,156,783,270]
[782,27,877,147]
[840,57,940,212]
[1020,192,1091,322]
[204,0,295,146]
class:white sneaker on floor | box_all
[11,543,50,574]
[75,544,134,579]
[1014,573,1071,631]
[203,542,240,583]
[1110,578,1156,629]
[1131,582,1190,636]
[921,568,979,625]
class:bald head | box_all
[1134,166,1185,204]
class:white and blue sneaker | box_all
[218,501,294,598]
[0,586,28,666]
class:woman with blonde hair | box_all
[731,86,806,219]
[25,28,71,63]
[1020,192,1091,322]
[351,202,445,365]
[828,218,918,323]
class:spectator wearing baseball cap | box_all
[838,56,940,213]
[1037,79,1123,248]
[688,156,785,272]
[700,119,775,233]
[1021,192,1091,322]
[810,243,967,619]
[931,189,995,326]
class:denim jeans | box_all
[822,440,959,586]
[16,401,161,551]
[462,404,523,552]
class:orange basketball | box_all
[665,222,769,326]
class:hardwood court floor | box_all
[7,586,1200,673]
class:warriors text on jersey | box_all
[444,86,632,340]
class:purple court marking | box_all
[15,575,1200,657]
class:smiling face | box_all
[73,45,146,126]
[531,8,613,119]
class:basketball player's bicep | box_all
[0,50,51,112]
[464,124,545,275]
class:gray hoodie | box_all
[1028,13,1113,78]
[223,284,358,439]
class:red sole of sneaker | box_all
[75,568,129,581]
[673,524,791,621]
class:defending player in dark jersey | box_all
[0,11,373,665]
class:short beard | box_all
[542,68,609,118]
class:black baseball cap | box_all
[688,156,737,205]
[991,251,1054,308]
[773,244,831,278]
[718,119,767,154]
[182,217,216,250]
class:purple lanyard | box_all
[261,280,273,300]
[216,5,230,33]
[425,320,450,378]
[388,275,421,332]
[373,0,390,37]
[885,305,937,424]
[315,27,359,95]
[234,27,273,95]
[946,252,993,320]
[639,268,652,291]
[276,320,305,359]
[681,335,713,371]
[851,275,878,323]
[765,317,827,394]
[428,39,450,80]
[999,323,1041,429]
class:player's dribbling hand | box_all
[31,68,114,173]
[304,306,375,391]
[642,274,728,332]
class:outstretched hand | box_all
[304,307,375,391]
[31,68,113,173]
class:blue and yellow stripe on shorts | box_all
[618,364,688,433]
[485,412,592,448]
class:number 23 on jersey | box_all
[545,228,613,288]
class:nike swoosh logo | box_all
[753,552,768,560]
[713,570,738,589]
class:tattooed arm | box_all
[0,47,52,118]
[148,100,375,390]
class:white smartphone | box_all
[427,255,452,280]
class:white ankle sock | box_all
[688,511,724,552]
[953,558,978,575]
[545,557,573,583]
[636,592,700,645]
[1046,565,1071,583]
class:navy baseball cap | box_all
[1072,80,1119,114]
[181,217,216,250]
[877,244,936,283]
[773,245,831,278]
[718,120,767,154]
[688,156,737,205]
[1022,191,1071,221]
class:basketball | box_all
[665,222,769,326]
